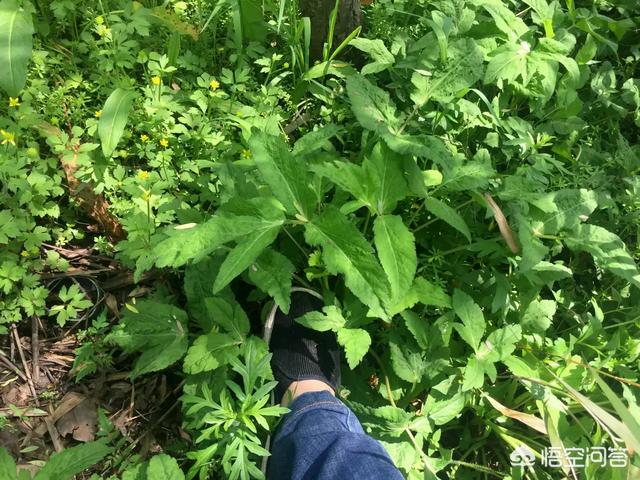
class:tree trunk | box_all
[299,0,361,62]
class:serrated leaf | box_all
[98,88,135,158]
[249,131,316,219]
[564,224,640,288]
[462,357,485,392]
[248,249,294,313]
[147,454,185,480]
[452,289,485,352]
[389,277,450,316]
[0,447,17,480]
[337,328,371,369]
[389,336,425,383]
[213,221,282,293]
[411,38,483,105]
[183,333,240,374]
[203,298,250,340]
[297,306,346,332]
[401,311,429,350]
[141,203,284,274]
[350,38,395,75]
[0,0,33,96]
[424,198,471,242]
[107,301,188,379]
[374,215,416,303]
[305,206,390,318]
[370,405,413,437]
[428,392,466,425]
[34,440,112,480]
[482,324,522,362]
[313,142,408,215]
[521,299,556,333]
[346,75,399,134]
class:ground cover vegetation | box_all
[0,0,639,478]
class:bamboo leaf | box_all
[0,0,33,96]
[98,88,136,158]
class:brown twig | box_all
[32,316,40,382]
[0,349,27,382]
[10,324,39,406]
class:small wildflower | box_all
[9,97,20,107]
[96,25,111,37]
[159,138,169,148]
[95,15,104,25]
[283,62,290,69]
[138,170,150,180]
[241,149,252,159]
[209,79,220,90]
[140,134,149,142]
[0,130,16,146]
[94,109,102,118]
[517,41,531,57]
[20,250,29,258]
[151,76,161,86]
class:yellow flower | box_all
[0,130,16,146]
[138,170,149,180]
[97,26,111,37]
[140,134,149,142]
[94,110,102,118]
[209,79,220,91]
[20,250,29,258]
[151,76,161,86]
[283,62,290,69]
[95,15,104,25]
[159,138,169,148]
[241,149,252,159]
[9,97,20,107]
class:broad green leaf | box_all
[305,206,390,318]
[292,123,340,156]
[34,440,112,480]
[452,289,485,352]
[139,199,284,274]
[350,38,395,75]
[440,161,495,192]
[147,454,184,480]
[373,215,416,302]
[370,406,413,437]
[107,301,188,378]
[213,220,282,292]
[346,75,399,135]
[238,0,267,43]
[389,277,450,316]
[423,198,471,242]
[98,88,135,158]
[183,333,240,374]
[521,299,556,333]
[203,298,250,340]
[482,324,522,362]
[313,142,408,215]
[248,249,295,314]
[249,131,316,219]
[401,311,429,350]
[0,447,17,480]
[0,0,33,96]
[338,328,371,369]
[564,224,640,288]
[472,0,529,40]
[297,306,346,332]
[462,357,485,391]
[485,42,524,85]
[411,38,484,105]
[427,392,466,425]
[389,336,425,383]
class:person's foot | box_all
[270,291,341,405]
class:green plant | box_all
[1,0,639,478]
[48,283,93,326]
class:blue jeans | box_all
[268,391,404,479]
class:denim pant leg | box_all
[268,391,404,480]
